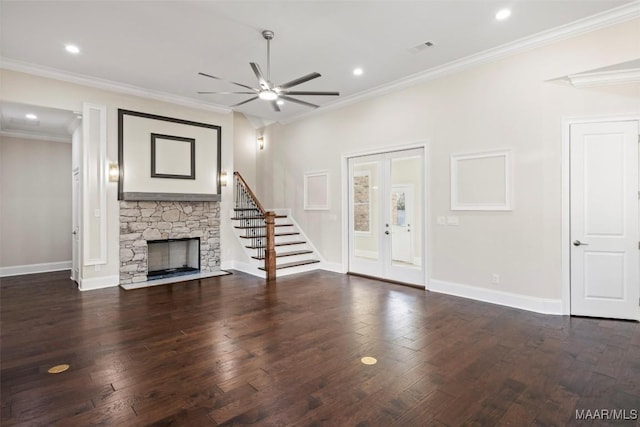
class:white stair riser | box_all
[273,234,304,244]
[275,254,318,265]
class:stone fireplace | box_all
[119,201,220,285]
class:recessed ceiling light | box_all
[65,44,80,54]
[353,68,363,76]
[276,100,284,106]
[495,9,511,20]
[25,113,38,120]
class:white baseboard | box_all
[428,279,563,315]
[320,262,346,274]
[78,274,119,291]
[0,261,72,277]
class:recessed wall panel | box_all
[584,134,624,237]
[584,251,625,300]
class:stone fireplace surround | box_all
[119,200,220,285]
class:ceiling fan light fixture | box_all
[259,90,278,101]
[198,29,339,112]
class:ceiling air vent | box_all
[408,41,435,54]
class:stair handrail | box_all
[234,172,266,215]
[233,171,276,281]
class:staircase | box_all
[233,172,320,279]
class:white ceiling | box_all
[0,102,79,142]
[0,1,636,123]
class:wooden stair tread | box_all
[239,232,299,239]
[252,250,314,260]
[234,224,293,229]
[258,259,320,271]
[246,240,306,249]
[233,208,260,211]
[231,215,286,220]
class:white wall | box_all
[0,136,72,267]
[0,70,234,288]
[256,18,640,301]
[233,112,258,189]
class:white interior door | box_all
[570,120,639,320]
[348,148,425,286]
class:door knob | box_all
[72,230,77,235]
[573,240,589,246]
[385,230,390,235]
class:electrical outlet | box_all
[492,273,500,284]
[94,264,101,272]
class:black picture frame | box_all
[150,133,196,180]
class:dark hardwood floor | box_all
[1,270,639,426]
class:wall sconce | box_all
[108,162,119,182]
[257,136,265,150]
[220,171,228,187]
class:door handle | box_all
[573,240,589,246]
[385,230,390,235]
[72,230,77,235]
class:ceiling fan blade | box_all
[230,96,259,107]
[198,72,257,91]
[280,90,340,96]
[250,62,269,89]
[277,72,321,90]
[279,95,319,109]
[197,91,256,95]
[271,101,281,112]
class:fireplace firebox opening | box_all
[147,237,200,280]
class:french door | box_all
[348,148,425,286]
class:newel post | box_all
[264,211,276,281]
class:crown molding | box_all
[0,58,233,115]
[568,68,640,87]
[0,129,71,143]
[280,1,640,125]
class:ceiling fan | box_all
[198,30,339,112]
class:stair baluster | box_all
[233,172,275,280]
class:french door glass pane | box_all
[353,162,379,261]
[390,156,422,268]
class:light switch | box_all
[94,209,101,217]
